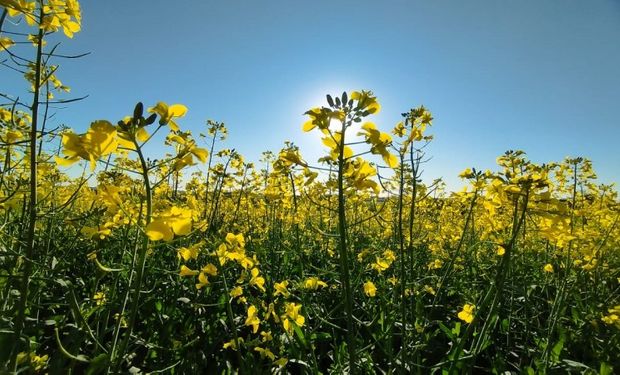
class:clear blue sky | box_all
[4,0,620,190]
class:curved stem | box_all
[111,144,152,372]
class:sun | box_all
[295,83,376,165]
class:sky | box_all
[3,0,620,190]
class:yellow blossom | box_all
[458,304,475,324]
[543,264,554,273]
[202,263,218,276]
[93,291,106,306]
[260,330,273,342]
[147,102,187,131]
[496,245,505,256]
[428,259,443,270]
[254,347,275,361]
[223,338,244,350]
[274,280,290,298]
[250,268,266,292]
[363,281,377,297]
[55,120,119,171]
[179,265,198,277]
[145,206,193,242]
[178,243,200,261]
[230,286,243,299]
[303,276,328,290]
[282,302,305,333]
[245,305,260,333]
[195,272,209,290]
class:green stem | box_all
[10,6,44,369]
[336,118,356,373]
[111,144,152,371]
[202,129,218,219]
[221,271,244,373]
[397,153,407,373]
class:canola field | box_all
[1,1,619,374]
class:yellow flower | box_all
[178,243,201,261]
[55,120,119,171]
[363,281,377,297]
[321,132,352,161]
[145,206,193,242]
[114,313,128,328]
[166,133,209,170]
[383,249,396,262]
[458,168,474,179]
[351,90,381,114]
[260,330,273,342]
[230,286,243,299]
[274,280,290,298]
[97,184,123,208]
[16,351,49,372]
[201,263,218,276]
[274,357,288,367]
[254,347,275,361]
[265,302,280,323]
[458,304,475,324]
[245,305,260,333]
[357,122,397,168]
[371,257,391,272]
[250,268,266,292]
[282,302,305,333]
[428,259,443,270]
[195,272,209,290]
[223,337,244,350]
[357,249,371,262]
[93,291,106,306]
[343,157,380,194]
[4,130,24,144]
[278,147,307,168]
[601,306,620,329]
[423,285,436,295]
[496,245,505,256]
[179,265,198,277]
[225,232,246,249]
[147,102,187,131]
[303,277,328,290]
[544,264,554,273]
[81,225,112,240]
[0,36,15,50]
[302,107,331,132]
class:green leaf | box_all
[451,322,461,337]
[86,354,110,375]
[600,362,614,375]
[438,321,454,340]
[293,324,307,348]
[551,337,564,363]
[501,318,509,332]
[310,332,332,342]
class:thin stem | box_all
[10,5,44,369]
[111,143,152,372]
[336,116,356,373]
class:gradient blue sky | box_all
[4,0,620,190]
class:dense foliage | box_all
[1,1,619,374]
